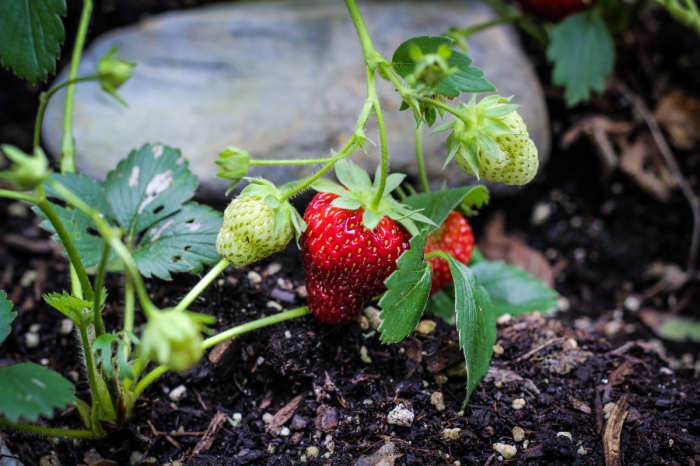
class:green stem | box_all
[132,307,311,398]
[415,125,429,193]
[172,259,229,313]
[77,325,110,419]
[0,416,99,439]
[60,0,94,174]
[47,180,159,318]
[123,275,135,333]
[423,96,469,122]
[448,15,521,40]
[344,0,377,60]
[35,185,94,302]
[370,97,388,209]
[0,189,39,203]
[425,250,451,261]
[250,157,338,166]
[654,0,700,34]
[483,0,548,45]
[92,242,110,338]
[34,75,100,152]
[278,139,359,201]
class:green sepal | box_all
[482,103,520,118]
[459,139,481,176]
[362,209,384,232]
[0,145,51,190]
[403,185,489,233]
[475,132,501,162]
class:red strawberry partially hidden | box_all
[425,210,474,296]
[516,0,598,22]
[301,192,411,324]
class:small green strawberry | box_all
[435,95,539,186]
[216,178,305,267]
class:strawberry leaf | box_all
[0,363,75,422]
[378,232,432,344]
[403,186,489,233]
[392,36,495,98]
[446,256,496,406]
[470,261,558,316]
[546,11,614,107]
[43,290,100,326]
[459,185,490,217]
[0,291,16,346]
[40,144,222,279]
[93,332,139,380]
[0,0,66,83]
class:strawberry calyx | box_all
[433,94,520,177]
[311,159,434,236]
[238,177,306,240]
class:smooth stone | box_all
[42,0,549,200]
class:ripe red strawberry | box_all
[301,191,411,324]
[515,0,598,22]
[425,210,474,296]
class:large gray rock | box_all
[43,0,549,199]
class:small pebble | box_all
[40,358,49,366]
[267,300,283,311]
[624,295,641,311]
[363,398,374,406]
[25,332,40,349]
[496,313,512,326]
[359,346,372,364]
[415,319,436,335]
[229,413,243,427]
[493,343,504,356]
[130,451,144,465]
[247,271,262,284]
[493,443,517,459]
[262,413,274,424]
[290,414,308,431]
[430,392,445,412]
[660,367,674,375]
[557,432,573,441]
[59,319,74,335]
[29,323,41,333]
[512,426,525,442]
[441,428,461,441]
[279,427,290,437]
[168,385,187,402]
[363,306,383,329]
[512,398,526,410]
[433,373,448,385]
[284,330,292,339]
[387,403,414,427]
[531,202,552,225]
[267,443,276,455]
[577,445,588,456]
[295,285,307,298]
[265,262,282,275]
[603,402,616,415]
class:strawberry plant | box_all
[0,0,557,441]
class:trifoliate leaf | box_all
[43,290,98,326]
[132,203,222,280]
[0,0,66,83]
[446,256,496,406]
[41,144,222,278]
[546,11,614,107]
[470,261,559,316]
[0,363,74,422]
[93,332,139,380]
[403,186,488,233]
[0,291,16,346]
[378,233,432,344]
[392,36,495,98]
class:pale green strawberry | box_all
[216,194,294,266]
[454,109,539,186]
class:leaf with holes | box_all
[447,256,496,406]
[40,143,223,278]
[0,0,66,83]
[0,363,75,422]
[0,291,16,346]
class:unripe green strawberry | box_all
[216,194,294,266]
[454,109,539,186]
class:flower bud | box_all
[139,310,212,372]
[98,47,135,91]
[215,146,250,194]
[0,145,51,190]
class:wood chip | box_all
[192,411,228,455]
[266,394,304,433]
[608,361,634,387]
[603,395,629,466]
[425,344,463,374]
[207,338,235,365]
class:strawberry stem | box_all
[415,125,430,193]
[370,97,388,210]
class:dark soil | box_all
[2,1,700,465]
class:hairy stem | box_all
[0,190,39,203]
[35,185,94,301]
[415,125,429,193]
[0,417,99,439]
[60,0,94,174]
[77,324,112,423]
[173,259,229,313]
[250,157,338,166]
[132,307,311,398]
[370,96,389,209]
[92,242,109,338]
[34,75,100,152]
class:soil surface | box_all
[2,1,700,465]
